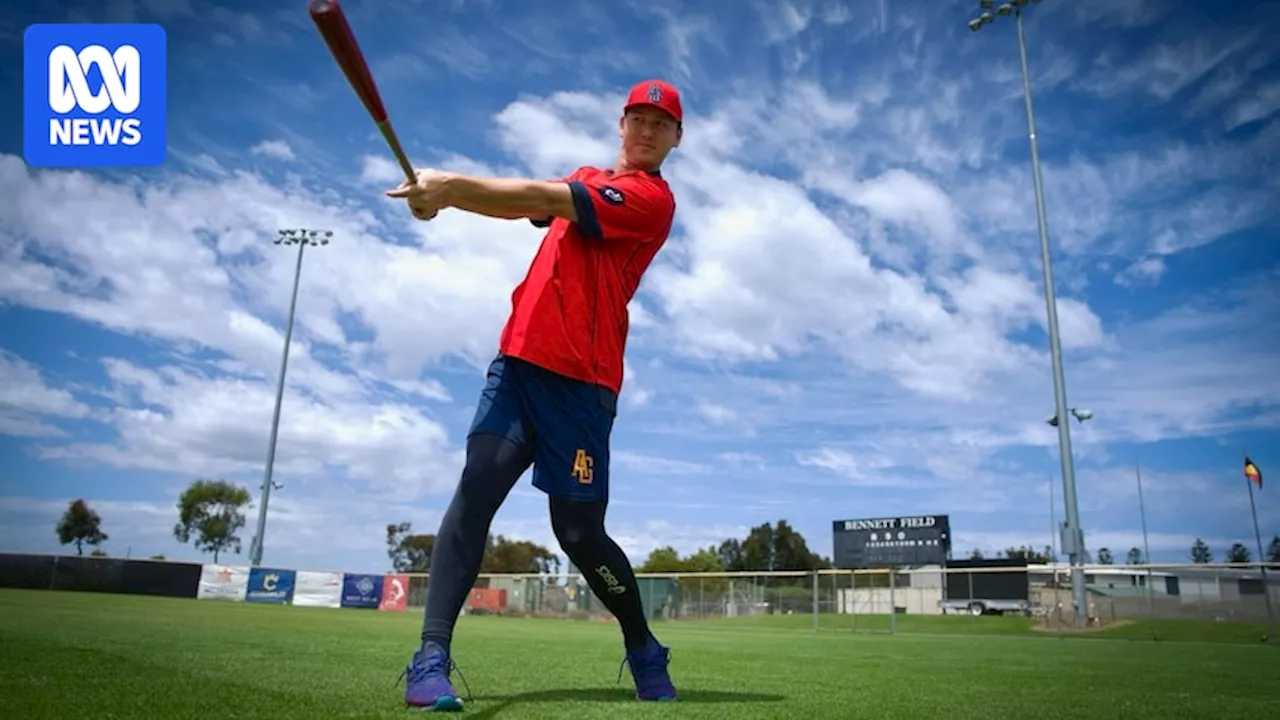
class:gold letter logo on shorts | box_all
[572,449,594,484]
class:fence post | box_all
[851,571,858,633]
[889,568,897,635]
[812,571,819,631]
[830,571,836,624]
[967,570,976,623]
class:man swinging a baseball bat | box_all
[385,79,683,711]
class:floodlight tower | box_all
[248,228,332,567]
[969,0,1089,628]
[1045,407,1092,563]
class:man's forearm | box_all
[442,174,558,220]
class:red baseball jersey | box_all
[497,166,676,394]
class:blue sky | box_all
[1,0,1278,575]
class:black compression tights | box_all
[420,434,655,655]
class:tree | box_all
[1190,538,1212,564]
[736,520,830,586]
[636,544,730,599]
[717,538,745,571]
[1226,542,1251,564]
[56,499,108,556]
[1096,547,1114,565]
[1002,545,1052,563]
[173,479,251,563]
[741,522,778,571]
[639,545,730,575]
[480,535,560,574]
[1126,547,1144,565]
[639,546,686,573]
[968,548,985,560]
[1268,535,1280,564]
[684,546,726,574]
[387,522,436,572]
[387,522,412,570]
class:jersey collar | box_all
[606,168,662,178]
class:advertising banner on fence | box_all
[291,570,343,608]
[379,573,409,611]
[196,564,249,601]
[341,573,384,609]
[245,567,296,604]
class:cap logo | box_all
[647,84,663,103]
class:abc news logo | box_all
[23,24,166,167]
[47,44,144,147]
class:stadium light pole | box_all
[972,0,1090,628]
[1046,407,1092,558]
[248,228,332,567]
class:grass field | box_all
[2,589,1277,719]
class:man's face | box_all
[619,106,681,169]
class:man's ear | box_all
[674,124,683,148]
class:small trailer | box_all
[938,558,1031,616]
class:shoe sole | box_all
[407,696,464,712]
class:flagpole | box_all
[1134,458,1156,637]
[1244,462,1274,642]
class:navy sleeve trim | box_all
[529,216,552,228]
[568,181,603,240]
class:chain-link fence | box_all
[2,553,1272,640]
[391,563,1278,637]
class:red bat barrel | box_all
[308,0,416,180]
[308,0,389,124]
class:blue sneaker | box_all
[619,639,677,702]
[400,643,466,711]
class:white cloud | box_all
[0,351,92,437]
[613,451,708,476]
[359,154,403,185]
[795,447,904,488]
[36,358,462,500]
[696,401,737,426]
[249,139,296,162]
[1116,256,1167,286]
[0,154,541,381]
[608,519,749,561]
[1227,80,1280,129]
[808,167,972,262]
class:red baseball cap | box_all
[624,79,683,123]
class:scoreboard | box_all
[832,514,951,568]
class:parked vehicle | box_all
[938,558,1031,616]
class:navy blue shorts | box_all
[467,354,618,503]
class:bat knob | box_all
[309,0,337,14]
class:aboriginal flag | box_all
[1244,457,1262,489]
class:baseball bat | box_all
[308,0,416,182]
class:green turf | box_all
[1,589,1277,719]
